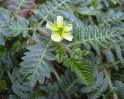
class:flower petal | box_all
[57,16,63,26]
[51,33,62,42]
[65,24,72,31]
[61,32,73,41]
[46,22,57,31]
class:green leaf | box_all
[0,10,10,20]
[114,65,119,71]
[44,52,56,60]
[116,80,124,98]
[42,59,55,72]
[11,81,33,99]
[104,87,117,97]
[82,42,90,50]
[103,0,109,7]
[11,0,33,9]
[0,10,10,45]
[0,32,5,45]
[63,58,73,67]
[95,72,104,87]
[22,73,32,83]
[89,91,102,99]
[100,78,108,92]
[30,74,38,87]
[88,41,99,51]
[22,29,28,37]
[3,18,29,38]
[81,86,96,93]
[114,44,123,59]
[27,91,45,99]
[56,50,63,63]
[20,39,55,87]
[8,5,17,9]
[77,7,100,15]
[80,25,120,51]
[95,55,102,64]
[29,16,34,28]
[0,45,7,56]
[103,50,115,63]
[73,62,94,85]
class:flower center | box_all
[58,27,64,34]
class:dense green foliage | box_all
[0,0,124,99]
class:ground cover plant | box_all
[0,0,124,99]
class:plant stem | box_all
[103,68,118,99]
[54,70,60,82]
[52,61,65,72]
[17,9,31,14]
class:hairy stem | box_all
[103,68,118,99]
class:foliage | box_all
[20,35,56,87]
[64,58,94,86]
[0,0,124,99]
[81,67,109,99]
[0,45,7,56]
[40,68,83,99]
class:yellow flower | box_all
[46,16,73,42]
